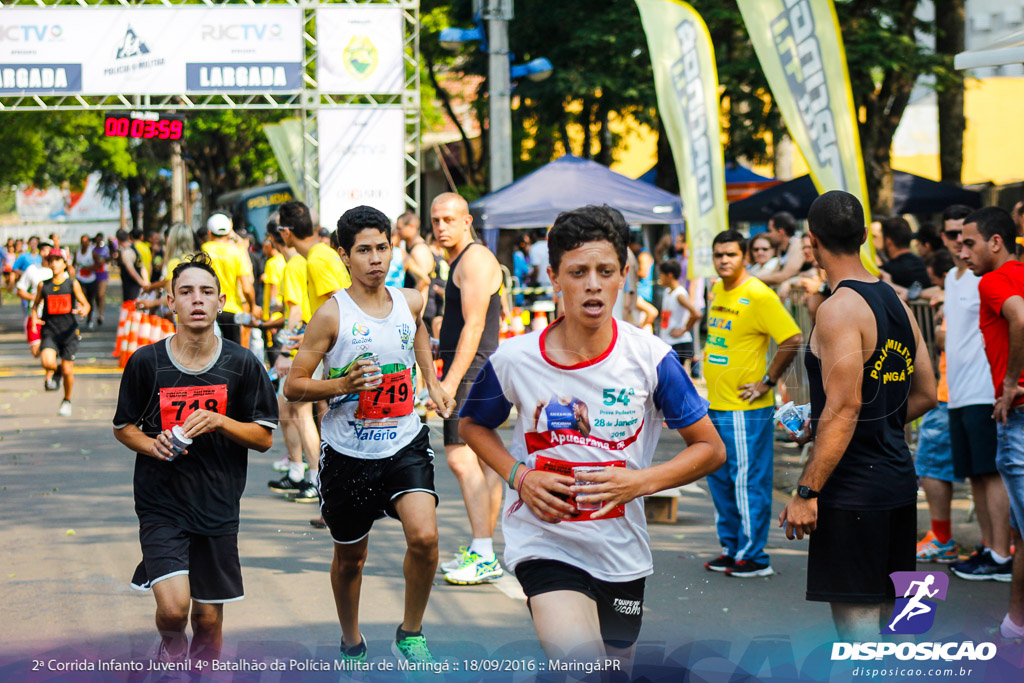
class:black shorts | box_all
[949,405,998,478]
[671,342,693,362]
[318,426,438,544]
[216,311,241,346]
[40,326,80,361]
[806,503,916,604]
[441,360,488,446]
[130,522,243,603]
[515,559,646,649]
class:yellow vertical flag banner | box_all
[634,0,727,279]
[736,0,878,272]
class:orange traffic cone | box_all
[137,314,152,348]
[119,311,142,368]
[112,302,132,357]
[509,309,525,336]
[532,310,549,331]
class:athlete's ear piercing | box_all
[218,309,223,314]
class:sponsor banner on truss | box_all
[0,7,303,95]
[318,108,406,227]
[316,5,405,94]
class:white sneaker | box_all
[443,551,503,585]
[58,400,72,417]
[272,458,308,473]
[440,546,471,573]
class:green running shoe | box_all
[392,631,436,665]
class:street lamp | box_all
[439,1,551,192]
[510,57,553,82]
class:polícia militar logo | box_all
[883,571,948,635]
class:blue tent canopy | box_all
[638,161,776,186]
[471,156,684,231]
[728,171,982,222]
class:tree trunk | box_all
[935,0,965,185]
[596,102,613,166]
[425,51,482,187]
[655,117,679,194]
[580,97,593,160]
[856,0,919,216]
[559,116,574,157]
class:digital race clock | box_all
[103,112,184,141]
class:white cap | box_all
[207,213,233,236]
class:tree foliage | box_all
[424,0,955,214]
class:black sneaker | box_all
[44,377,59,392]
[725,560,775,578]
[950,549,1012,582]
[289,481,320,503]
[268,475,306,493]
[704,554,735,572]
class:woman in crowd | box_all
[747,234,779,279]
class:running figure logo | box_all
[883,571,949,635]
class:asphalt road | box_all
[0,290,1021,682]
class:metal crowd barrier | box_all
[770,290,940,409]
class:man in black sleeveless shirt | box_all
[430,192,506,585]
[779,191,937,641]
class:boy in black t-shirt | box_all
[113,254,278,662]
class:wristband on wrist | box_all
[508,461,524,489]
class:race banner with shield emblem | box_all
[634,0,727,280]
[737,0,878,272]
[316,5,404,94]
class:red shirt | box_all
[978,260,1024,404]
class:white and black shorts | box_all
[130,522,243,603]
[515,559,646,649]
[318,426,438,544]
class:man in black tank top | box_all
[779,191,937,641]
[430,192,506,586]
[31,251,90,417]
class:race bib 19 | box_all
[159,384,228,431]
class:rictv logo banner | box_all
[883,571,948,635]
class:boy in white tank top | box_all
[284,206,455,667]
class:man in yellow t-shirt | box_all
[134,233,153,279]
[261,238,286,325]
[201,213,258,345]
[264,224,321,504]
[702,230,802,579]
[276,201,350,316]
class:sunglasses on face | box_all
[944,230,962,239]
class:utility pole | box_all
[170,141,186,223]
[484,0,514,192]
